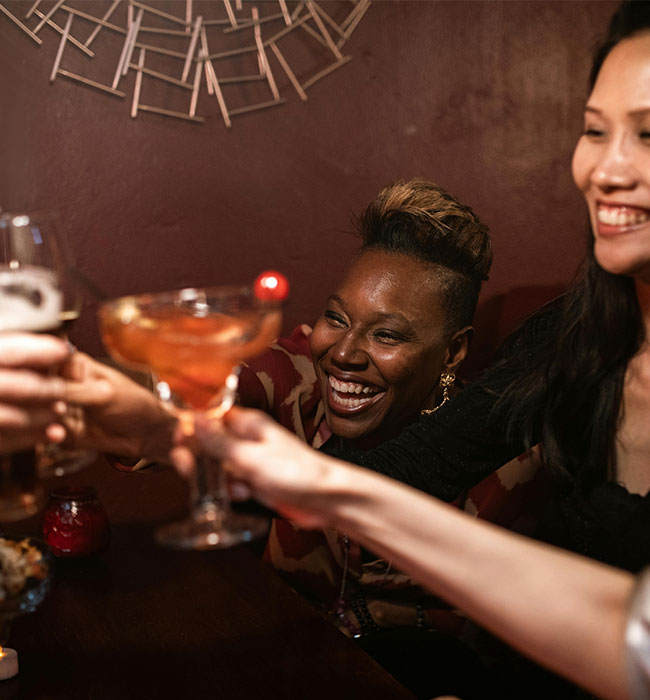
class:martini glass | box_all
[98,277,286,549]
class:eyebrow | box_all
[585,105,650,117]
[328,295,414,327]
[374,311,414,326]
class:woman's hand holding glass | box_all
[195,406,345,531]
[60,352,177,462]
[0,212,92,478]
[0,333,72,455]
[0,332,75,520]
[0,339,174,459]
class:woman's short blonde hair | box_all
[356,179,492,331]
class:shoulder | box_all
[275,324,313,355]
[238,325,325,440]
[496,295,564,361]
[246,324,313,371]
[241,325,314,377]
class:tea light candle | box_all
[0,647,18,680]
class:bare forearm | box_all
[320,461,634,700]
[216,408,635,699]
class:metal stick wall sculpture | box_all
[2,0,370,126]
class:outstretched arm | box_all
[208,407,635,700]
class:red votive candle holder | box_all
[42,487,109,557]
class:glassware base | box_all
[155,508,269,550]
[0,487,43,522]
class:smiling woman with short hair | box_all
[308,178,490,446]
[237,179,499,698]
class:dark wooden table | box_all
[0,460,415,700]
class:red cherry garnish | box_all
[253,271,289,302]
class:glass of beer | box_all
[98,276,286,549]
[0,263,61,519]
[0,213,95,486]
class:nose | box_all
[330,330,368,368]
[592,136,638,192]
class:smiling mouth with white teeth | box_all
[597,205,650,227]
[328,375,383,409]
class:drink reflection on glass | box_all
[98,274,287,550]
[0,213,95,481]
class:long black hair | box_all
[498,1,650,487]
[589,0,650,90]
[497,248,640,487]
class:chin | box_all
[327,415,376,442]
[329,424,368,442]
[594,244,650,279]
[597,259,650,280]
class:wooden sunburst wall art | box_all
[1,0,370,126]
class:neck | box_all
[341,409,423,451]
[635,279,650,343]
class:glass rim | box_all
[99,284,264,312]
[0,211,60,227]
[48,486,98,501]
[0,211,77,269]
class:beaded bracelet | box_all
[416,603,426,629]
[350,594,381,637]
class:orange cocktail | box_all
[98,276,287,550]
[100,302,281,410]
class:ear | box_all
[443,326,472,375]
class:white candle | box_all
[0,648,18,680]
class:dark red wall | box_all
[0,1,618,373]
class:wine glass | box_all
[0,213,96,481]
[98,274,287,550]
[0,213,81,328]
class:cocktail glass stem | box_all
[154,373,268,550]
[190,453,229,526]
[156,443,268,548]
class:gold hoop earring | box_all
[421,372,455,415]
